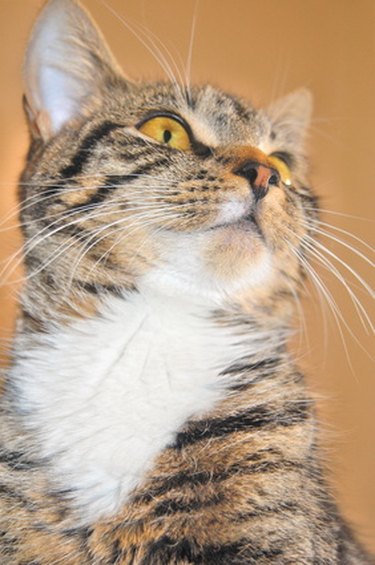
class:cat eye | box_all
[137,114,191,151]
[268,153,293,187]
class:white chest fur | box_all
[13,291,252,524]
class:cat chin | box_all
[141,230,274,305]
[203,220,266,279]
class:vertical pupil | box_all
[163,129,172,143]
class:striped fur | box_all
[0,0,373,563]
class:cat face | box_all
[21,0,318,313]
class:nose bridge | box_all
[221,145,273,170]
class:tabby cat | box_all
[0,0,372,563]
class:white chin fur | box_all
[144,229,274,303]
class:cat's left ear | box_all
[24,0,124,142]
[267,88,313,149]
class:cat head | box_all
[20,0,317,322]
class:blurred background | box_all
[0,0,374,550]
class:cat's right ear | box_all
[267,88,313,151]
[24,0,123,142]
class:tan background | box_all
[0,0,374,551]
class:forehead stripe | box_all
[67,157,170,212]
[59,121,123,180]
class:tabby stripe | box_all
[104,156,170,189]
[59,121,123,180]
[221,357,282,391]
[200,543,283,563]
[0,484,34,507]
[21,308,45,332]
[238,500,300,521]
[153,493,223,517]
[0,530,19,549]
[0,450,40,471]
[61,526,91,540]
[110,542,138,563]
[43,221,90,240]
[152,479,303,519]
[170,196,211,205]
[74,281,124,296]
[68,157,170,211]
[133,455,302,505]
[142,536,282,564]
[109,540,123,563]
[238,458,305,475]
[231,97,254,122]
[222,356,281,376]
[140,536,195,564]
[24,185,70,215]
[133,470,217,504]
[173,400,310,449]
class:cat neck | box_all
[11,288,287,525]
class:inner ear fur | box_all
[23,0,124,141]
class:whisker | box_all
[292,247,359,375]
[304,221,374,256]
[22,197,191,291]
[185,0,199,104]
[303,233,374,298]
[0,202,177,285]
[0,172,177,188]
[0,178,176,231]
[66,207,182,290]
[301,239,373,333]
[304,205,374,223]
[0,195,172,235]
[99,1,188,107]
[85,213,179,286]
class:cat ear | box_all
[267,88,313,149]
[24,0,122,141]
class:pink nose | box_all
[234,161,280,200]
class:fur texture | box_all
[0,0,373,563]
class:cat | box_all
[0,0,373,563]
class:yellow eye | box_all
[138,115,191,151]
[268,154,293,187]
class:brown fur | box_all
[0,0,373,563]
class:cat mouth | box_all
[208,212,263,236]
